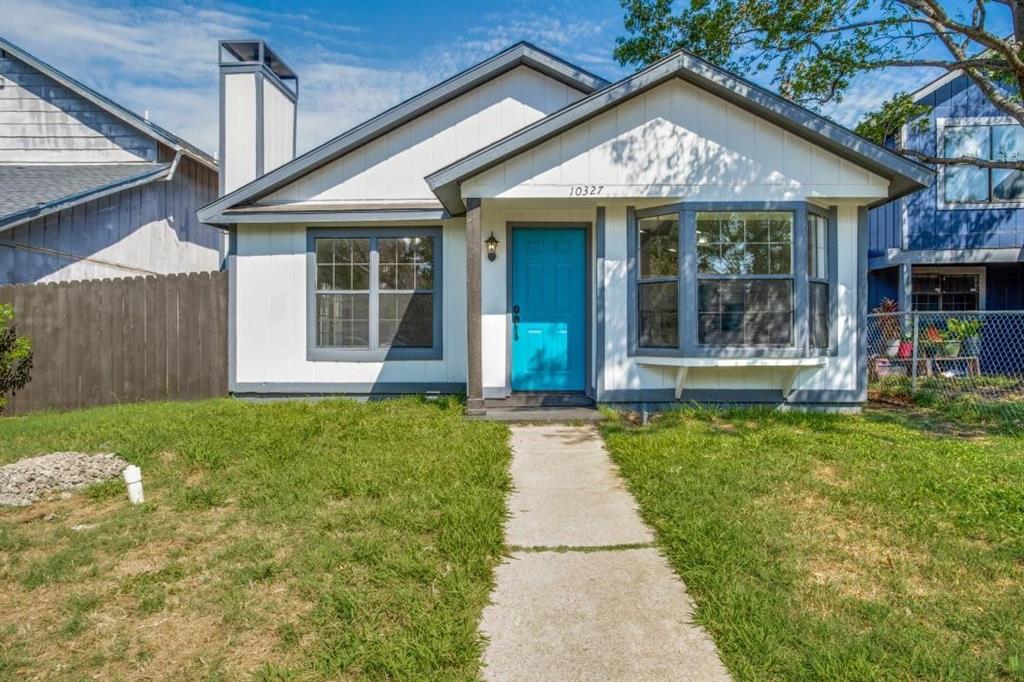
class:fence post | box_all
[910,313,920,397]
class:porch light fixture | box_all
[485,232,499,262]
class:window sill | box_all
[307,347,443,362]
[635,355,826,399]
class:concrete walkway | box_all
[479,424,731,681]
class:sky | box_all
[2,0,1007,158]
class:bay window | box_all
[630,203,837,357]
[308,227,442,360]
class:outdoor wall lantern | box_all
[485,232,499,262]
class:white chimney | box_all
[218,40,298,196]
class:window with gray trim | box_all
[807,213,830,348]
[637,215,679,348]
[312,230,440,356]
[696,212,793,346]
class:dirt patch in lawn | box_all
[0,487,310,681]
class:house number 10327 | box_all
[569,184,603,196]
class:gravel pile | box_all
[0,452,129,507]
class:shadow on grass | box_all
[603,400,1020,443]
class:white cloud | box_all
[1,0,625,156]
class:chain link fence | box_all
[866,310,1024,429]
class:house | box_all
[0,36,221,284]
[199,40,932,414]
[869,71,1024,312]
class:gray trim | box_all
[0,164,172,233]
[505,222,593,396]
[595,207,606,400]
[232,382,464,395]
[0,36,216,170]
[465,199,484,414]
[856,207,869,402]
[426,50,933,215]
[869,246,1024,269]
[218,71,227,196]
[198,42,607,225]
[219,63,299,105]
[305,226,444,362]
[254,71,265,178]
[214,209,447,224]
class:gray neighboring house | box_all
[0,36,221,284]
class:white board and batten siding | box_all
[261,66,587,205]
[222,73,258,194]
[462,79,889,203]
[262,80,294,174]
[231,221,467,387]
[0,54,156,164]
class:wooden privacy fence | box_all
[0,272,228,415]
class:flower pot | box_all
[961,336,981,357]
[941,340,961,357]
[886,339,901,357]
[897,340,913,359]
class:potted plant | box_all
[897,333,914,359]
[946,317,983,357]
[872,298,903,356]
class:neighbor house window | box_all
[311,228,442,359]
[696,212,794,346]
[911,271,981,311]
[807,212,830,348]
[637,214,679,348]
[944,124,1024,203]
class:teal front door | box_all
[510,227,586,392]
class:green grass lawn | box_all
[0,397,510,681]
[602,406,1024,681]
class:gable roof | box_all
[198,42,608,224]
[427,49,935,214]
[0,35,217,171]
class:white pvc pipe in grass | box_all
[123,465,144,504]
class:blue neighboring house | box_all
[869,70,1024,312]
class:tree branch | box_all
[898,148,1024,170]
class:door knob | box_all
[512,304,520,340]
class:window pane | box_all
[944,126,990,202]
[695,211,792,275]
[911,273,980,311]
[945,165,989,202]
[807,214,828,279]
[638,281,678,348]
[316,239,370,291]
[944,125,988,158]
[810,281,829,348]
[698,280,793,346]
[639,216,679,278]
[379,237,434,290]
[992,169,1024,200]
[379,293,433,348]
[316,293,370,348]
